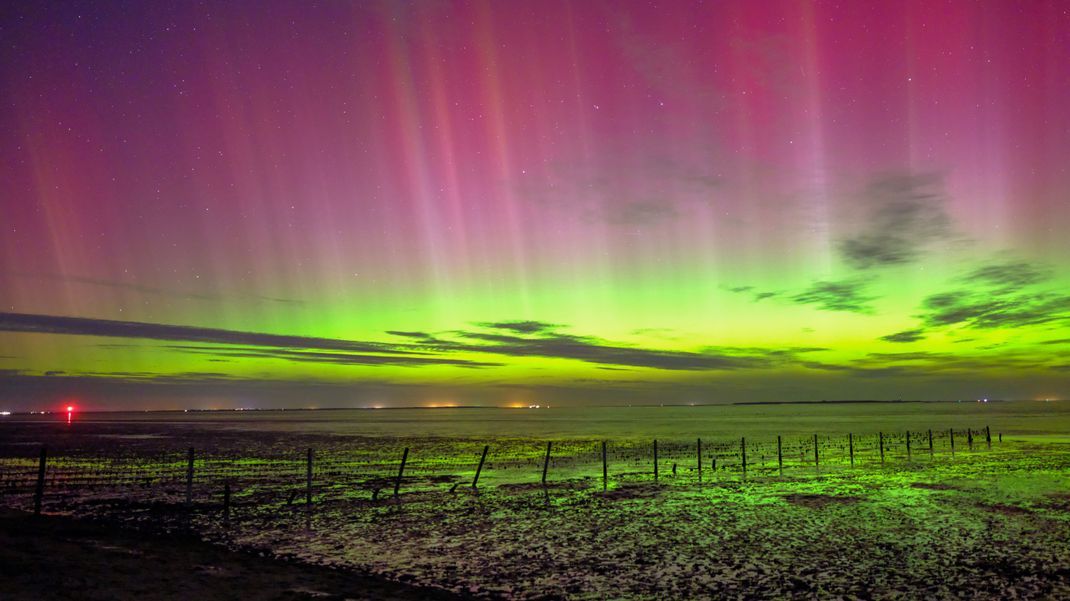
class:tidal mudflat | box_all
[1,404,1068,599]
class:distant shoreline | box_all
[1,399,1038,416]
[732,399,932,406]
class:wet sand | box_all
[0,510,466,601]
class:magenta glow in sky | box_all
[1,1,1068,410]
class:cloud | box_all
[838,172,951,270]
[792,279,875,313]
[0,311,834,375]
[445,325,827,371]
[896,257,1069,332]
[386,330,434,339]
[0,312,410,354]
[919,290,1070,330]
[478,321,559,334]
[880,329,926,343]
[167,345,501,368]
[964,261,1051,291]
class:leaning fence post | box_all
[306,448,314,507]
[928,429,934,458]
[185,447,195,507]
[906,431,911,461]
[394,447,408,498]
[696,438,702,483]
[950,428,955,456]
[967,428,973,451]
[813,434,819,471]
[777,435,783,475]
[740,437,747,478]
[653,439,659,482]
[541,441,552,486]
[472,445,489,489]
[223,480,231,526]
[879,432,885,465]
[985,425,991,450]
[602,441,608,491]
[999,432,1002,444]
[33,446,47,516]
[848,433,854,467]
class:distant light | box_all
[67,406,74,412]
[0,411,10,416]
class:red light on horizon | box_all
[67,405,74,412]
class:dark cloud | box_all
[0,311,833,375]
[964,261,1051,291]
[479,321,559,334]
[838,173,951,270]
[168,345,501,368]
[792,279,875,313]
[1042,339,1070,345]
[881,329,926,343]
[754,291,780,302]
[919,290,1070,329]
[911,258,1069,331]
[385,330,443,344]
[0,312,402,354]
[449,328,827,371]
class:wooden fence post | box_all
[541,441,552,486]
[472,445,489,489]
[696,438,702,483]
[777,435,783,475]
[223,481,231,526]
[813,434,819,471]
[879,432,885,465]
[906,431,911,461]
[985,425,991,450]
[602,441,608,491]
[950,428,955,456]
[306,448,314,507]
[185,447,195,507]
[740,437,747,478]
[928,429,934,458]
[33,446,47,516]
[653,439,659,482]
[394,447,408,498]
[848,433,854,467]
[967,428,973,451]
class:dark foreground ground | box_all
[0,510,465,601]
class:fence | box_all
[0,426,998,519]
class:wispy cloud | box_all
[442,323,827,371]
[0,312,400,354]
[791,279,875,314]
[168,345,501,368]
[918,258,1070,331]
[880,329,926,343]
[838,172,951,270]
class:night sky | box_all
[2,1,1068,410]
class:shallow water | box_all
[6,401,1068,440]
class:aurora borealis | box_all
[1,1,1068,410]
